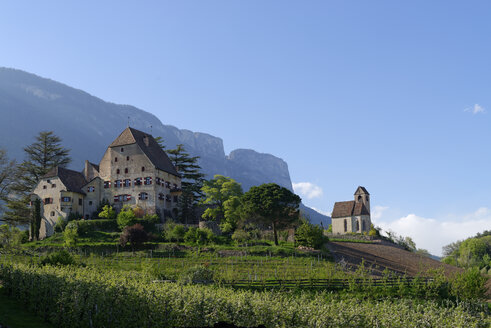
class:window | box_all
[355,220,359,231]
[344,219,347,232]
[104,181,111,189]
[126,156,130,161]
[173,196,178,203]
[115,180,122,188]
[362,220,366,231]
[165,181,170,189]
[123,194,131,202]
[165,195,171,202]
[141,166,145,172]
[89,201,93,206]
[173,183,178,190]
[78,199,82,205]
[366,195,369,201]
[123,179,131,187]
[51,184,56,188]
[50,211,55,216]
[47,179,51,183]
[120,147,124,152]
[158,193,165,200]
[134,177,142,186]
[156,177,161,185]
[358,195,362,201]
[114,194,131,202]
[43,185,47,189]
[116,169,120,174]
[124,168,128,174]
[115,157,118,162]
[61,197,71,202]
[87,186,95,192]
[44,198,53,204]
[144,177,152,185]
[139,192,148,200]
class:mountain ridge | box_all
[0,67,330,225]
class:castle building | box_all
[331,186,371,234]
[31,127,182,239]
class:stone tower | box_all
[354,186,370,213]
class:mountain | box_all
[0,67,330,226]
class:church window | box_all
[139,192,148,200]
[125,168,128,174]
[362,220,366,231]
[116,169,120,174]
[344,219,347,232]
[355,220,359,231]
[358,195,362,201]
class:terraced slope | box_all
[326,241,461,277]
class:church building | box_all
[31,127,182,239]
[331,186,371,234]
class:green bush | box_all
[164,222,187,242]
[231,229,250,244]
[63,222,78,247]
[117,206,137,230]
[295,221,326,249]
[98,205,116,220]
[54,216,67,233]
[179,265,215,284]
[40,250,76,266]
[70,219,119,235]
[451,267,487,300]
[184,227,214,245]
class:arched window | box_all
[141,166,145,172]
[358,195,362,201]
[344,219,347,232]
[50,211,55,216]
[355,220,359,231]
[126,156,130,161]
[362,220,366,231]
[116,169,120,174]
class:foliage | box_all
[326,224,332,233]
[179,265,215,284]
[295,220,326,249]
[0,224,23,250]
[31,198,42,240]
[0,263,489,328]
[70,219,119,235]
[184,227,214,245]
[98,205,116,220]
[163,221,187,242]
[119,224,148,249]
[368,224,380,237]
[201,175,243,224]
[3,131,71,225]
[53,216,67,233]
[40,250,76,266]
[167,144,205,224]
[451,267,488,300]
[241,183,301,245]
[442,231,491,270]
[116,205,137,230]
[231,229,251,244]
[0,148,16,205]
[63,222,78,247]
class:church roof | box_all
[43,166,87,194]
[331,200,370,218]
[109,127,179,177]
[354,186,369,195]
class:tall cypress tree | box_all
[166,144,205,224]
[4,131,71,227]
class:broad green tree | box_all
[167,144,205,224]
[0,148,16,205]
[201,175,243,228]
[241,183,301,245]
[3,131,71,226]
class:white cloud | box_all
[292,182,323,199]
[372,206,388,220]
[464,103,486,114]
[373,206,491,256]
[310,207,331,217]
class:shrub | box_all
[164,222,187,242]
[451,267,487,300]
[179,265,215,284]
[40,250,76,266]
[184,227,214,245]
[98,205,116,220]
[0,224,24,250]
[54,216,67,233]
[231,229,250,244]
[120,224,148,249]
[368,224,380,237]
[295,220,326,249]
[117,206,137,230]
[73,219,119,235]
[63,222,78,247]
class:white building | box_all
[331,186,371,234]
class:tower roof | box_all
[109,127,179,177]
[354,186,369,195]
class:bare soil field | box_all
[326,241,461,277]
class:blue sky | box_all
[1,1,491,254]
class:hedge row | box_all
[0,263,489,328]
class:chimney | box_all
[83,160,90,180]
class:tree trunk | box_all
[272,222,279,246]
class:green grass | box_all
[0,287,54,328]
[328,238,374,244]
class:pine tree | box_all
[3,131,71,227]
[166,144,205,224]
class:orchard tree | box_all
[167,144,205,224]
[241,183,301,245]
[4,131,71,226]
[201,175,243,228]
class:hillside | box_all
[0,67,330,225]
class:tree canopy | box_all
[201,175,243,226]
[241,183,301,245]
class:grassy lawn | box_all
[0,287,54,328]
